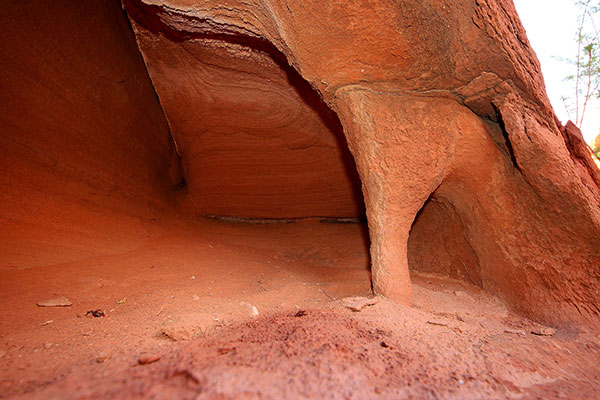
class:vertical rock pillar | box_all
[333,88,458,303]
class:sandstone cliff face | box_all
[1,0,599,327]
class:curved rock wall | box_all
[127,11,364,218]
[0,1,177,266]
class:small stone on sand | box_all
[95,355,110,363]
[341,296,379,312]
[241,302,259,317]
[162,328,191,342]
[138,356,161,365]
[427,319,449,327]
[37,297,72,307]
[531,327,556,336]
[504,328,526,335]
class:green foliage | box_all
[593,143,600,160]
[562,0,600,128]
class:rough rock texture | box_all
[119,0,600,327]
[594,133,600,168]
[562,121,600,188]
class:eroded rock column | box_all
[334,88,458,302]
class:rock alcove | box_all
[1,0,600,397]
[128,13,366,220]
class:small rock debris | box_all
[504,328,526,335]
[86,310,105,318]
[531,327,556,337]
[95,355,110,363]
[162,328,192,342]
[37,297,72,307]
[341,296,380,312]
[240,302,259,317]
[138,356,161,365]
[217,347,236,355]
[427,320,449,327]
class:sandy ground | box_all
[0,218,598,399]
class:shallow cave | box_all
[1,0,370,260]
[2,1,599,398]
[0,1,378,393]
[1,0,382,315]
[408,197,482,287]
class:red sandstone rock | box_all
[37,297,72,307]
[1,0,599,334]
[0,0,177,267]
[128,23,364,219]
[6,3,600,397]
[562,121,600,188]
[120,0,600,327]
